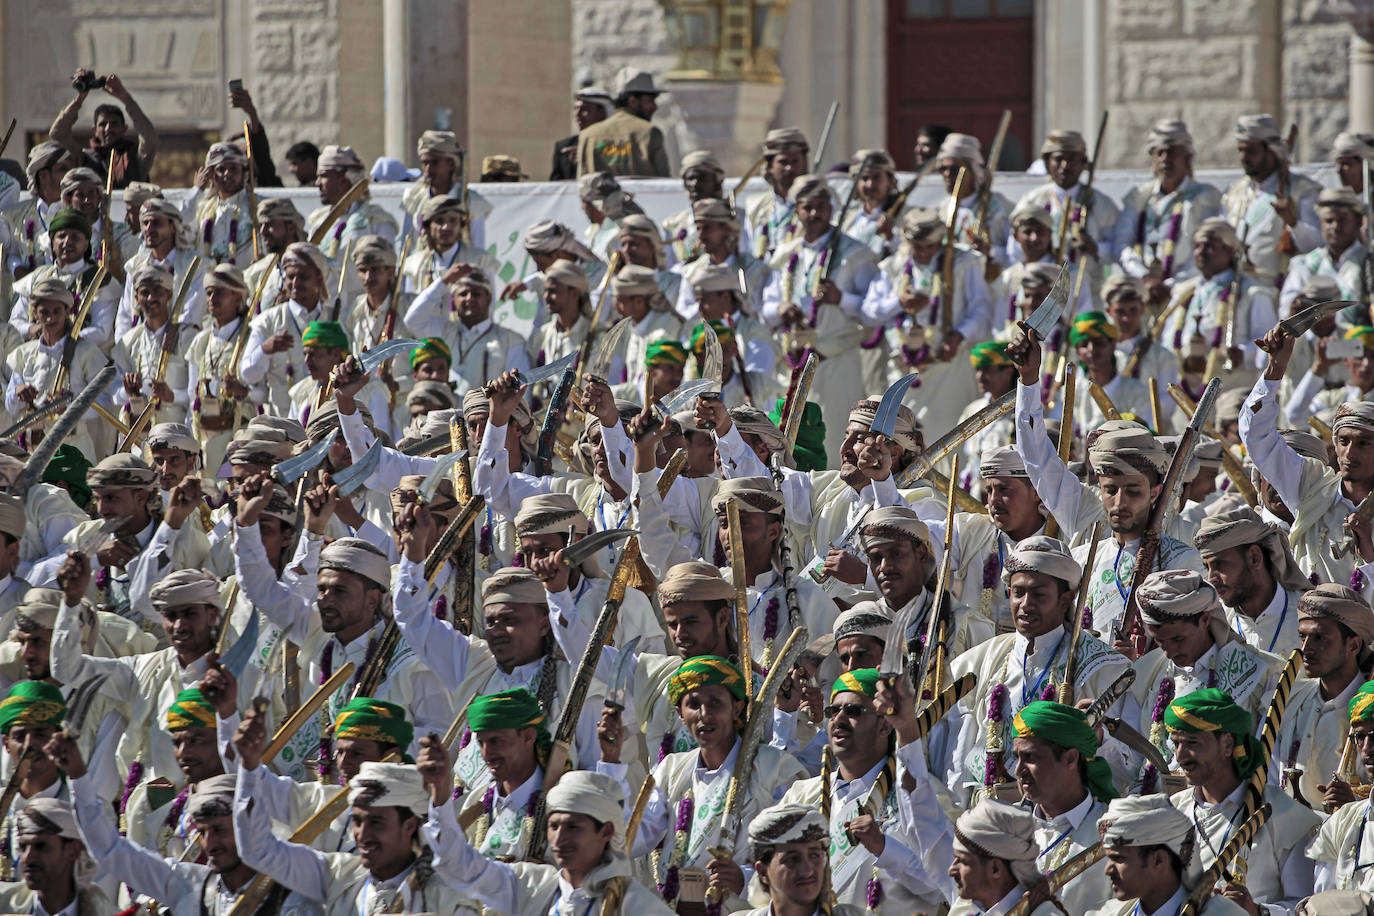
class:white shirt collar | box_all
[695,738,742,779]
[980,885,1026,916]
[214,317,242,341]
[1034,792,1094,832]
[457,316,494,339]
[495,767,543,815]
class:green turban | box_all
[1350,680,1374,727]
[645,340,688,368]
[166,688,217,731]
[48,208,91,241]
[669,656,746,706]
[333,697,414,750]
[969,341,1012,370]
[301,321,349,352]
[1163,688,1264,779]
[691,320,735,355]
[0,681,65,735]
[1068,311,1118,346]
[1012,701,1118,802]
[43,444,92,509]
[768,398,826,471]
[409,337,452,370]
[1345,326,1374,351]
[830,667,882,702]
[468,688,552,754]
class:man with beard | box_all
[116,196,205,341]
[0,682,76,880]
[935,133,1013,267]
[400,130,491,248]
[307,145,397,277]
[1309,680,1374,892]
[1092,794,1246,916]
[745,128,810,259]
[1245,323,1374,599]
[8,207,119,351]
[400,195,499,296]
[1280,189,1367,317]
[403,266,528,400]
[110,265,190,428]
[1108,275,1183,401]
[1165,689,1319,915]
[948,800,1058,916]
[576,68,669,179]
[3,142,72,277]
[241,197,307,311]
[662,151,726,265]
[743,803,860,916]
[1114,119,1222,305]
[0,796,111,915]
[189,142,255,267]
[238,242,332,416]
[841,148,900,258]
[1222,114,1322,287]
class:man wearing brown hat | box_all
[744,127,810,259]
[936,132,1013,264]
[184,264,255,469]
[2,142,72,277]
[1224,114,1323,287]
[400,129,492,249]
[499,218,601,307]
[992,204,1094,323]
[1161,217,1277,395]
[403,263,528,400]
[400,194,500,297]
[111,265,190,427]
[1113,119,1223,305]
[1280,188,1368,317]
[662,150,726,263]
[1269,584,1374,807]
[238,241,331,415]
[242,196,307,309]
[53,166,139,268]
[1281,277,1358,424]
[841,149,901,258]
[189,141,255,268]
[115,196,206,343]
[673,200,766,320]
[576,67,670,178]
[527,260,595,376]
[308,144,397,307]
[1106,274,1182,398]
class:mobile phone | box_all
[228,79,243,93]
[1327,336,1364,359]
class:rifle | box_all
[118,255,204,451]
[725,499,754,691]
[915,457,958,703]
[527,537,642,861]
[884,158,940,223]
[99,148,125,283]
[51,264,108,399]
[821,154,880,287]
[1115,378,1221,651]
[328,239,352,322]
[728,155,767,212]
[1058,520,1104,704]
[242,120,261,260]
[972,109,1013,244]
[1055,110,1109,263]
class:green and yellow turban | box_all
[166,688,217,732]
[1345,326,1374,351]
[43,444,91,510]
[0,681,65,735]
[334,697,414,751]
[301,320,349,352]
[409,337,452,370]
[1012,701,1118,802]
[468,687,552,755]
[691,320,735,355]
[1068,311,1118,346]
[669,656,746,706]
[645,340,688,368]
[831,667,882,702]
[1163,688,1264,778]
[1350,680,1374,727]
[969,341,1012,370]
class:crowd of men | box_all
[5,62,1374,916]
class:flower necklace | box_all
[1136,192,1186,279]
[1141,677,1176,793]
[161,785,192,855]
[473,783,539,858]
[317,633,381,780]
[655,796,694,907]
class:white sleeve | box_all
[1013,379,1089,538]
[1284,368,1327,427]
[1238,375,1309,514]
[859,268,901,326]
[71,773,176,901]
[471,420,548,523]
[237,315,272,385]
[954,258,993,341]
[392,556,472,689]
[124,521,181,625]
[231,523,314,644]
[423,798,523,915]
[232,765,329,902]
[401,278,450,339]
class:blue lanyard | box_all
[1021,635,1066,706]
[1112,541,1130,602]
[1265,590,1289,653]
[1037,824,1074,864]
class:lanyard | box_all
[1021,634,1066,706]
[1037,823,1074,864]
[1112,541,1131,603]
[1264,590,1289,654]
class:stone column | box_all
[383,0,410,160]
[1334,0,1374,133]
[665,80,785,176]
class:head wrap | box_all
[258,484,298,527]
[979,444,1029,479]
[146,422,199,455]
[680,150,725,179]
[900,207,945,244]
[87,453,157,490]
[1039,130,1088,157]
[763,128,810,155]
[317,144,366,174]
[1010,199,1055,230]
[139,197,182,227]
[420,196,467,227]
[29,277,74,309]
[1334,132,1374,162]
[59,168,101,195]
[850,149,897,177]
[481,567,547,606]
[166,687,216,731]
[1138,569,1229,644]
[186,773,237,822]
[514,493,589,538]
[748,803,829,857]
[832,601,893,643]
[788,174,835,204]
[1194,217,1241,252]
[688,261,744,300]
[938,133,985,167]
[417,130,461,162]
[1003,536,1081,589]
[577,171,621,206]
[281,242,328,278]
[953,800,1042,886]
[1088,426,1167,478]
[542,259,591,296]
[669,656,746,706]
[25,141,68,186]
[1103,274,1146,304]
[1299,584,1374,648]
[1195,503,1313,592]
[615,214,666,269]
[347,762,429,813]
[226,436,292,468]
[730,405,788,459]
[481,155,526,181]
[258,197,306,227]
[406,380,456,411]
[43,445,91,508]
[1349,681,1374,727]
[16,797,80,839]
[691,320,734,355]
[150,569,223,613]
[0,455,20,488]
[1235,114,1289,161]
[1099,794,1201,887]
[611,264,667,309]
[301,321,349,352]
[351,234,397,268]
[48,208,91,241]
[133,264,175,294]
[546,771,626,850]
[0,681,65,734]
[1335,402,1374,438]
[1318,188,1364,213]
[123,181,163,208]
[0,495,23,541]
[830,667,882,701]
[1068,311,1118,346]
[969,341,1012,369]
[848,399,920,455]
[1347,327,1374,353]
[454,267,494,298]
[711,476,784,518]
[1012,701,1117,801]
[333,697,414,750]
[857,505,933,554]
[203,263,248,296]
[658,561,736,605]
[1297,892,1374,916]
[645,340,688,367]
[1147,118,1195,155]
[205,142,248,168]
[467,688,551,754]
[319,537,391,589]
[1020,262,1061,291]
[408,337,452,371]
[1165,688,1265,778]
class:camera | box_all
[72,72,106,92]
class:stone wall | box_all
[1283,0,1355,161]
